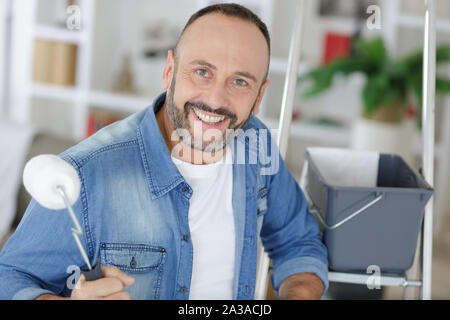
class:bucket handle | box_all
[307,191,384,230]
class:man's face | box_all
[162,13,270,153]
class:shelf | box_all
[397,13,450,33]
[89,91,152,113]
[260,116,350,146]
[261,116,445,159]
[32,83,152,113]
[32,82,78,101]
[269,57,310,75]
[33,24,86,44]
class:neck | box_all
[156,103,226,165]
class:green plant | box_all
[298,37,450,122]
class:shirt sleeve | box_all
[260,149,329,298]
[0,174,92,299]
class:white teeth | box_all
[193,108,225,123]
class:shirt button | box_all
[182,187,189,193]
[180,287,186,293]
[183,234,189,241]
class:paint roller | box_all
[22,154,103,281]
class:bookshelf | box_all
[9,0,95,140]
[8,0,190,140]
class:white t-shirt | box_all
[171,150,235,300]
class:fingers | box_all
[71,266,134,300]
[101,291,132,300]
[102,266,135,287]
[80,276,124,298]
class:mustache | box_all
[184,101,237,123]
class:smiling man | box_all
[158,7,270,162]
[0,3,328,300]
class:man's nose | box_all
[206,80,229,110]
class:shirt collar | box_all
[137,92,185,199]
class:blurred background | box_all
[0,0,450,299]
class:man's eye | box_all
[196,69,209,77]
[234,79,248,87]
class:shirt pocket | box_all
[100,242,166,299]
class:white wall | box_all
[0,0,8,116]
[90,0,198,97]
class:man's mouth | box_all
[192,107,227,125]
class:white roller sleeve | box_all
[23,154,81,210]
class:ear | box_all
[252,79,270,115]
[162,50,175,90]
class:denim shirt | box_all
[0,92,328,300]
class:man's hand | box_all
[36,266,135,300]
[278,273,324,300]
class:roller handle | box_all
[81,260,104,281]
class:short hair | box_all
[174,3,271,80]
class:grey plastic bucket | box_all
[302,148,434,273]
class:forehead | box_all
[177,13,269,81]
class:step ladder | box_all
[254,0,436,300]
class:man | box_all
[0,3,328,300]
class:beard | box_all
[165,76,257,153]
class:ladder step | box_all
[328,271,422,287]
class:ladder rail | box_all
[420,0,436,300]
[254,0,308,300]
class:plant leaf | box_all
[352,37,387,65]
[436,76,450,93]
